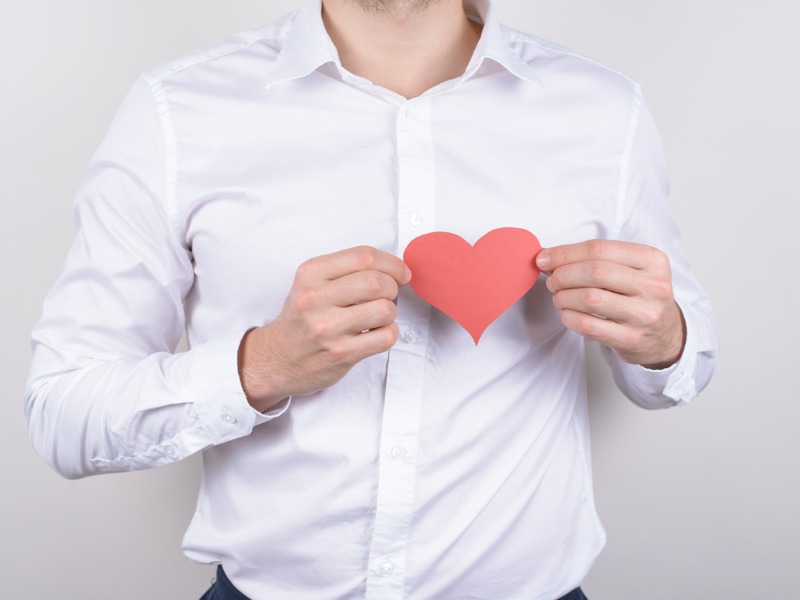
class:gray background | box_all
[2,1,798,598]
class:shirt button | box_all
[164,445,179,458]
[379,562,395,577]
[221,411,236,424]
[403,105,418,119]
[409,212,423,227]
[390,445,407,461]
[402,328,418,344]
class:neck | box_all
[321,0,482,99]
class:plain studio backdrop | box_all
[1,1,797,598]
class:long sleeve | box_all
[24,78,283,479]
[603,86,719,408]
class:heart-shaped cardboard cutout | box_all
[403,228,542,344]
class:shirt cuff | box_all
[607,298,704,408]
[181,335,291,449]
[660,298,704,405]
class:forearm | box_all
[603,297,717,409]
[25,336,269,479]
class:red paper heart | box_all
[403,228,542,344]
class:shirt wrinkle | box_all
[25,1,718,598]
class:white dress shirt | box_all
[25,0,718,598]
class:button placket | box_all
[379,561,396,577]
[395,100,436,252]
[390,445,407,461]
[365,98,436,600]
[402,328,418,344]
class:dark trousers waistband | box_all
[199,566,250,600]
[200,565,587,600]
[558,586,589,600]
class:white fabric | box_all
[26,1,718,598]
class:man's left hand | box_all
[536,240,686,370]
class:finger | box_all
[536,240,668,273]
[326,270,401,307]
[338,322,401,359]
[298,246,411,286]
[546,260,641,296]
[552,287,656,327]
[295,298,397,343]
[559,308,635,348]
[341,298,398,334]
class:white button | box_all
[390,445,407,461]
[378,562,395,577]
[221,411,236,424]
[164,445,179,458]
[409,212,423,227]
[402,328,418,344]
[403,105,418,119]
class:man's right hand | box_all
[238,246,411,412]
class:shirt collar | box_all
[462,0,543,87]
[264,0,341,90]
[264,0,543,91]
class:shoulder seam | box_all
[140,24,288,86]
[502,27,637,85]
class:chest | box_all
[174,77,624,334]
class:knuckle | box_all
[587,240,609,261]
[641,305,662,329]
[294,287,325,313]
[651,277,673,300]
[589,262,610,282]
[375,299,397,322]
[293,288,322,313]
[378,325,399,349]
[326,342,350,364]
[584,289,605,311]
[650,248,670,270]
[353,246,378,270]
[307,318,333,341]
[362,272,385,297]
[295,258,316,281]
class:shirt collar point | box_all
[470,53,544,88]
[468,1,544,88]
[263,0,340,90]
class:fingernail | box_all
[404,266,412,283]
[536,252,550,269]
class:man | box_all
[25,0,718,598]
